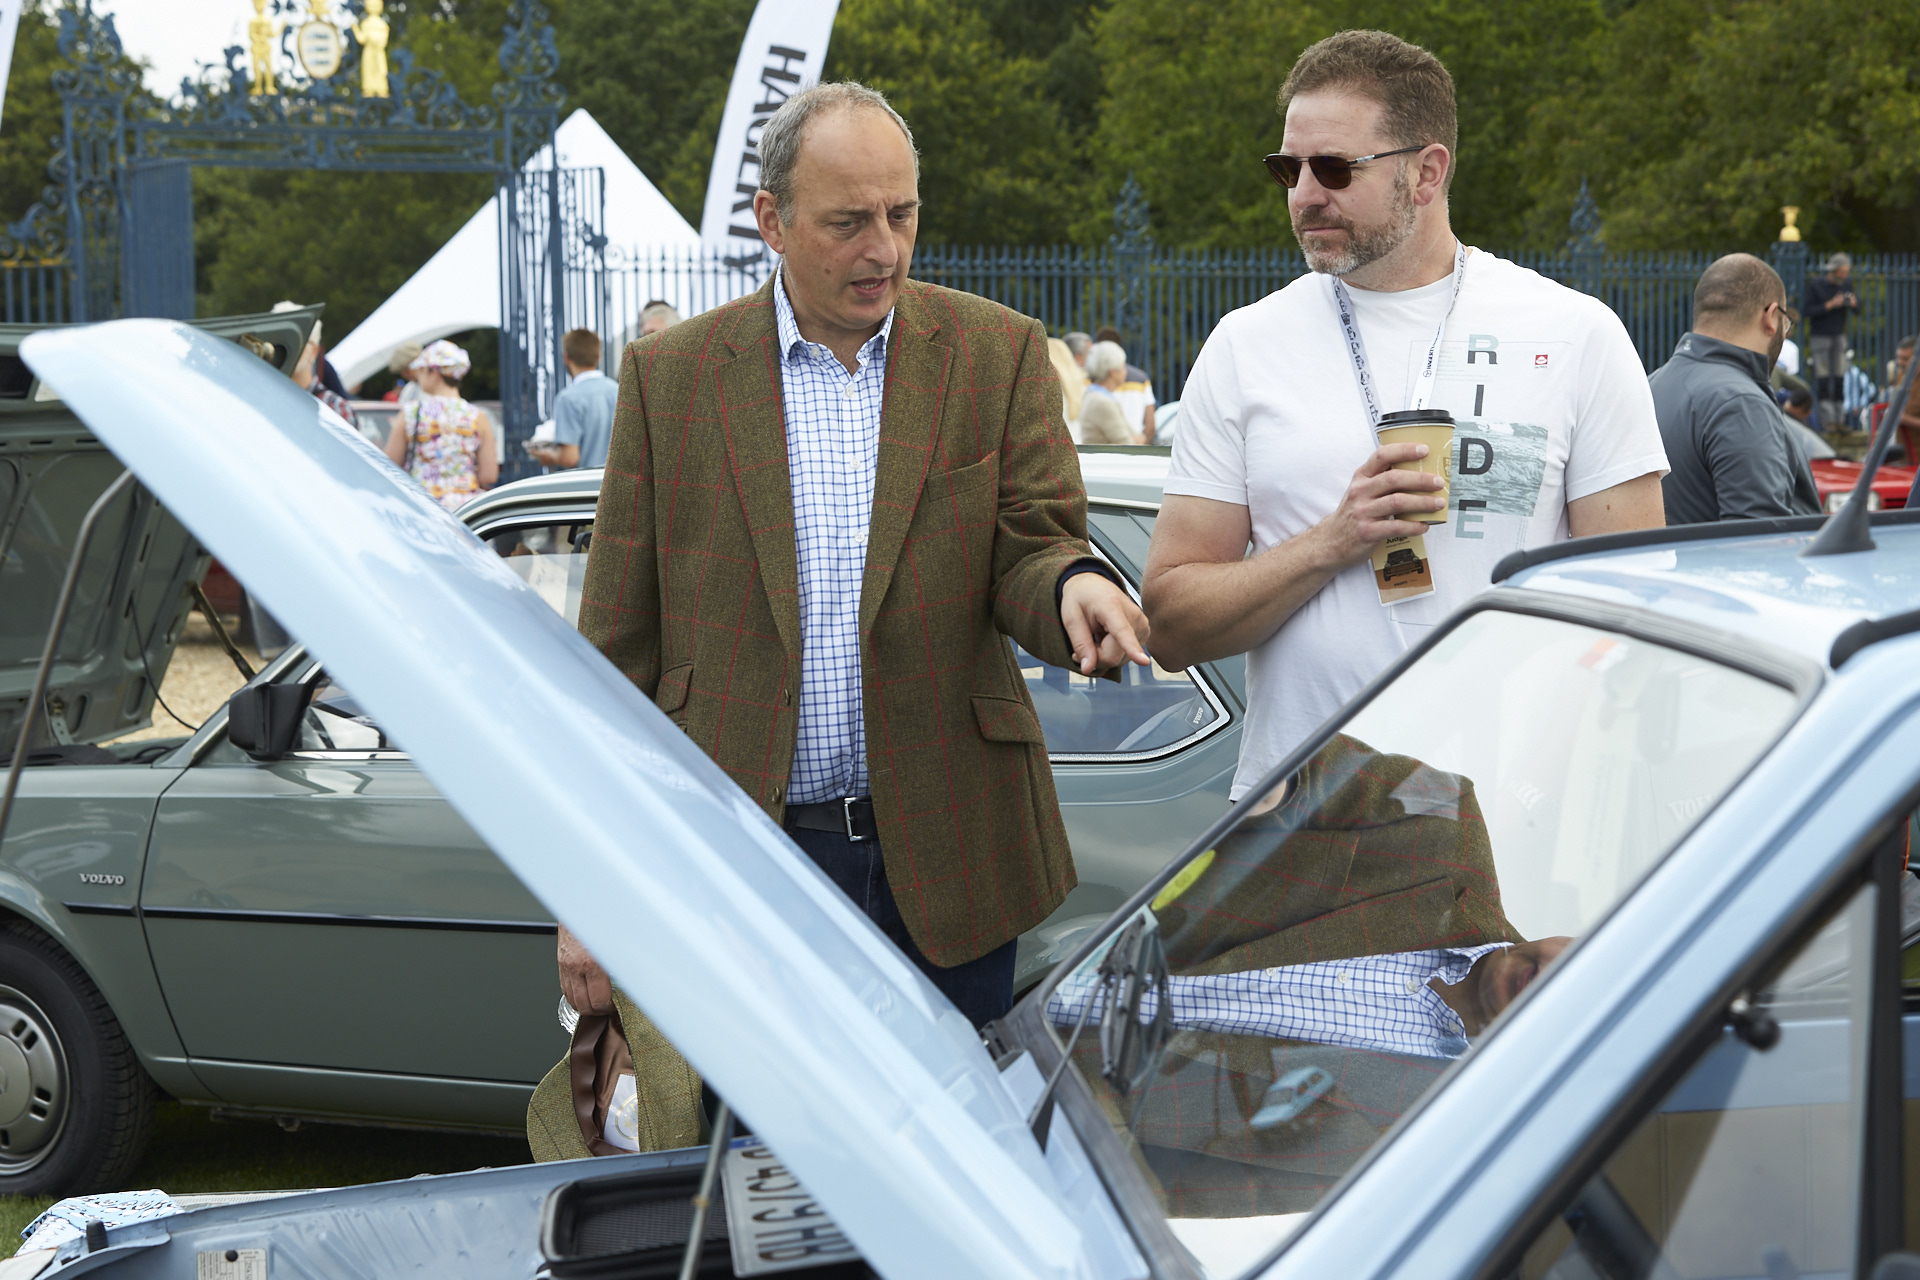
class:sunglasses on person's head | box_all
[1263,145,1429,190]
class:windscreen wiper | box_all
[1025,912,1173,1145]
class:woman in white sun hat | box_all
[383,339,498,509]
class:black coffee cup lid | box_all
[1377,408,1455,427]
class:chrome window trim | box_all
[465,506,599,542]
[1081,495,1163,514]
[283,750,410,763]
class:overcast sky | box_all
[101,0,256,97]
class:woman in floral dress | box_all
[382,339,498,509]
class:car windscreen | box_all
[1017,606,1802,1273]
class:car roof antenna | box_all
[1804,346,1920,557]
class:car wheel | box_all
[0,922,154,1196]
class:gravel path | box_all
[111,613,270,743]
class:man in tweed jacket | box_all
[555,82,1149,1034]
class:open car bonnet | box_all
[20,320,1130,1280]
[0,307,316,751]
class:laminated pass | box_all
[723,1138,859,1274]
[1330,241,1472,607]
[1373,534,1434,605]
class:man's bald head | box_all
[1692,254,1791,364]
[1694,254,1786,331]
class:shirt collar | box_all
[570,368,605,383]
[773,267,894,368]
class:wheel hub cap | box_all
[0,991,65,1161]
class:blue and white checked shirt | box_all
[775,271,893,805]
[1046,943,1511,1060]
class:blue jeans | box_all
[785,824,1017,1028]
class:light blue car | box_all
[13,317,1920,1280]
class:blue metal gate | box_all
[120,159,193,320]
[9,0,569,478]
[500,165,607,458]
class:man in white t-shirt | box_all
[1143,30,1667,802]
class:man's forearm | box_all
[1145,528,1340,670]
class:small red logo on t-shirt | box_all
[1534,353,1549,367]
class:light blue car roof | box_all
[1504,519,1920,670]
[20,321,1131,1280]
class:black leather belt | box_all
[783,796,877,842]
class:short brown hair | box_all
[1693,254,1785,328]
[1278,31,1457,174]
[562,328,602,369]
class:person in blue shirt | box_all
[530,329,619,470]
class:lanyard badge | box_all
[1331,243,1471,607]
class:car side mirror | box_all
[225,683,313,761]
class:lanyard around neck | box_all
[1330,241,1471,427]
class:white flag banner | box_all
[699,0,841,269]
[0,0,23,133]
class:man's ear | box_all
[1412,145,1451,207]
[754,190,786,256]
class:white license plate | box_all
[722,1139,859,1275]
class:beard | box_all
[1292,163,1418,277]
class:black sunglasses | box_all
[1263,145,1428,190]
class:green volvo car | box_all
[0,313,1242,1195]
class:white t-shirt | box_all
[1166,250,1668,799]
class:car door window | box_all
[295,673,402,755]
[488,521,594,625]
[1026,505,1225,758]
[1510,881,1878,1280]
[1014,640,1222,758]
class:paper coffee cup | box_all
[1375,409,1454,524]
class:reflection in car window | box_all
[1015,640,1218,756]
[297,674,398,753]
[1029,610,1800,1262]
[491,523,592,625]
[1514,883,1872,1280]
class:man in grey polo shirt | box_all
[1650,254,1819,524]
[531,328,619,470]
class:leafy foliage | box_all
[4,0,1919,347]
[825,0,1098,243]
[1525,0,1920,252]
[1083,0,1604,250]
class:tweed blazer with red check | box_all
[578,275,1094,967]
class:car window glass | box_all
[491,522,592,626]
[296,674,399,753]
[1087,508,1154,578]
[1015,639,1219,756]
[1030,610,1801,1266]
[1512,881,1873,1280]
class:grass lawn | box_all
[0,1103,531,1252]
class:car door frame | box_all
[139,648,566,1128]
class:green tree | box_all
[0,0,153,243]
[825,0,1096,243]
[553,0,756,226]
[1525,0,1920,252]
[1086,0,1603,250]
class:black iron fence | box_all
[10,232,1919,409]
[909,242,1920,405]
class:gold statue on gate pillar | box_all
[350,0,390,98]
[248,0,279,96]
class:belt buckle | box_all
[843,796,868,843]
